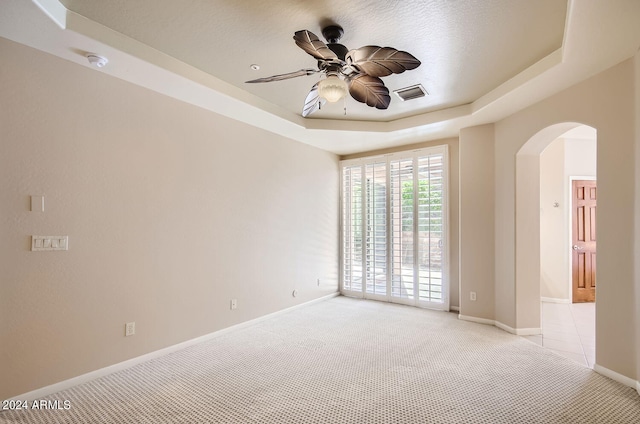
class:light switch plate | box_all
[30,195,44,212]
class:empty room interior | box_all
[2,0,640,422]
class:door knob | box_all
[573,245,583,250]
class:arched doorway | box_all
[515,122,597,367]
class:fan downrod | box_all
[322,25,344,43]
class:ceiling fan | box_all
[246,25,421,117]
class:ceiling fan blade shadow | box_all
[294,30,338,61]
[245,68,319,83]
[346,46,421,77]
[302,83,326,117]
[348,74,391,109]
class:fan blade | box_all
[246,68,319,83]
[348,74,391,109]
[302,83,327,117]
[294,30,338,61]
[346,46,421,77]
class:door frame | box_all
[567,176,596,302]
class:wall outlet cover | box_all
[125,322,135,337]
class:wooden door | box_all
[572,180,596,302]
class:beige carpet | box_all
[2,296,639,423]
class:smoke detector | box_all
[86,54,108,68]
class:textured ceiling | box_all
[58,0,566,121]
[2,0,640,154]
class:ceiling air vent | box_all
[393,84,428,101]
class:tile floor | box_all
[523,301,595,367]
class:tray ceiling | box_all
[1,1,639,154]
[58,0,566,121]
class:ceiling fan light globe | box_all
[318,75,347,103]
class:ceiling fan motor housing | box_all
[322,25,348,61]
[322,25,343,43]
[327,43,348,61]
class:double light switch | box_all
[32,236,68,251]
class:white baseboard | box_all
[7,292,340,402]
[495,321,541,336]
[459,315,541,336]
[593,364,639,391]
[494,321,515,334]
[515,327,542,336]
[458,314,494,326]
[540,297,571,304]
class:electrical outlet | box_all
[125,322,135,337]
[230,299,237,310]
[470,291,477,301]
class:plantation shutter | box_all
[342,165,363,292]
[340,146,449,311]
[417,154,445,303]
[390,158,415,300]
[365,162,387,296]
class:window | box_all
[340,146,449,310]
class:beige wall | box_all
[540,139,566,300]
[341,138,461,309]
[494,59,636,378]
[515,153,542,330]
[459,124,495,320]
[565,138,597,176]
[0,38,339,399]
